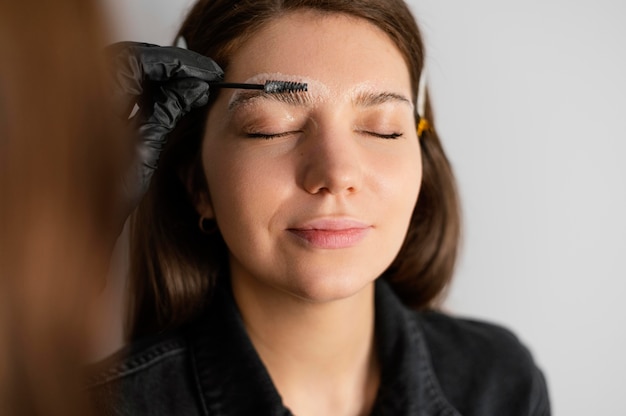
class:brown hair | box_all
[129,0,461,339]
[0,1,125,414]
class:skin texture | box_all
[195,11,422,416]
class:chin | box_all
[282,270,378,304]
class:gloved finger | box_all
[138,77,211,132]
[134,77,211,173]
[108,42,223,95]
[135,44,223,83]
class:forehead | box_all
[221,10,412,100]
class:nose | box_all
[298,126,364,196]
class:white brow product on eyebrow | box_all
[211,80,308,93]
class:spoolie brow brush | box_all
[210,80,308,93]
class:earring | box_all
[198,216,217,234]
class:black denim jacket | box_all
[88,280,550,415]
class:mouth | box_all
[287,219,372,249]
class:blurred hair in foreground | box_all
[0,1,127,414]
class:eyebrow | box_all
[352,91,413,108]
[228,90,315,111]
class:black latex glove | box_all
[107,41,223,218]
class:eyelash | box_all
[367,132,403,140]
[246,132,298,140]
[246,131,403,140]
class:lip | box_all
[287,218,372,249]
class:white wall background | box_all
[103,1,626,414]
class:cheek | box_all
[405,147,423,202]
[201,138,293,227]
[382,145,422,252]
[396,158,422,227]
[373,141,423,208]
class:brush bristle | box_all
[264,80,308,93]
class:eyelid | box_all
[245,130,302,140]
[232,104,306,131]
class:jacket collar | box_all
[189,279,459,416]
[372,281,460,415]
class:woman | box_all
[91,0,550,415]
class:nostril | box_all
[302,172,360,196]
[297,136,363,195]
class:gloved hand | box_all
[107,41,224,219]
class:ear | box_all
[194,188,215,220]
[180,161,214,220]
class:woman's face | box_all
[198,11,422,302]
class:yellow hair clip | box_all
[416,68,429,138]
[417,117,430,138]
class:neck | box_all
[231,274,379,416]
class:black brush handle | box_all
[210,80,307,93]
[210,82,265,90]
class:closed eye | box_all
[246,130,403,140]
[364,131,403,139]
[246,131,301,140]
